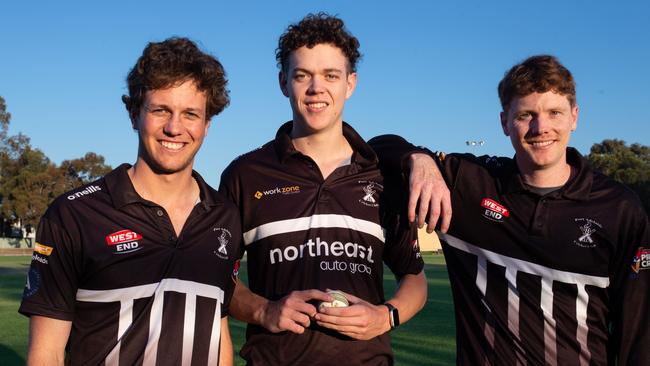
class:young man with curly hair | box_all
[19,38,240,365]
[219,13,427,365]
[371,55,650,365]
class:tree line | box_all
[1,96,111,235]
[1,96,649,236]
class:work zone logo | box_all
[631,247,650,274]
[359,180,383,207]
[254,185,301,199]
[67,185,101,200]
[481,198,509,222]
[105,230,143,254]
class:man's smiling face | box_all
[280,43,357,135]
[501,91,578,175]
[134,80,210,175]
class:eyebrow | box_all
[292,67,344,74]
[146,103,204,113]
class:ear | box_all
[570,105,578,132]
[279,71,289,97]
[345,72,358,99]
[204,119,211,136]
[130,113,139,131]
[500,111,509,136]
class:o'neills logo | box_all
[67,185,101,200]
[481,198,509,222]
[105,230,143,254]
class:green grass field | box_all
[0,254,455,365]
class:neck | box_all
[128,159,198,207]
[291,122,353,179]
[519,162,572,188]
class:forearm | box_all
[385,271,427,325]
[218,317,234,366]
[26,315,72,366]
[229,277,269,326]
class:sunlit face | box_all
[501,91,578,175]
[133,80,210,175]
[280,43,357,135]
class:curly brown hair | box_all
[122,37,229,120]
[276,12,361,73]
[498,55,576,112]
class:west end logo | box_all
[254,185,301,199]
[214,228,232,260]
[573,218,602,248]
[359,180,382,207]
[105,230,143,254]
[481,198,509,222]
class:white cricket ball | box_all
[318,290,349,310]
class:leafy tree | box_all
[60,152,112,191]
[588,139,650,214]
[0,96,112,231]
[0,146,63,228]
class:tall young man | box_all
[371,55,650,365]
[220,13,427,365]
[19,38,240,365]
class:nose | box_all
[163,113,183,136]
[307,75,325,94]
[530,114,551,135]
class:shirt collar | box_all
[502,147,593,200]
[273,121,378,167]
[105,163,222,210]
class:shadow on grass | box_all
[0,343,25,366]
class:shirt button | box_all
[169,235,176,242]
[156,209,164,217]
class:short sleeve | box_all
[18,212,81,320]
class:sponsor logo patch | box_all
[233,260,240,277]
[631,247,650,274]
[254,185,301,199]
[481,198,509,222]
[358,180,383,207]
[573,218,602,248]
[23,267,41,298]
[67,185,101,200]
[105,230,143,254]
[214,228,232,260]
[31,253,49,265]
[34,243,54,256]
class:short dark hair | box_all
[122,37,229,120]
[498,55,576,112]
[276,12,361,73]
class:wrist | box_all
[256,299,271,328]
[382,302,400,330]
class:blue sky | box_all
[2,0,649,186]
